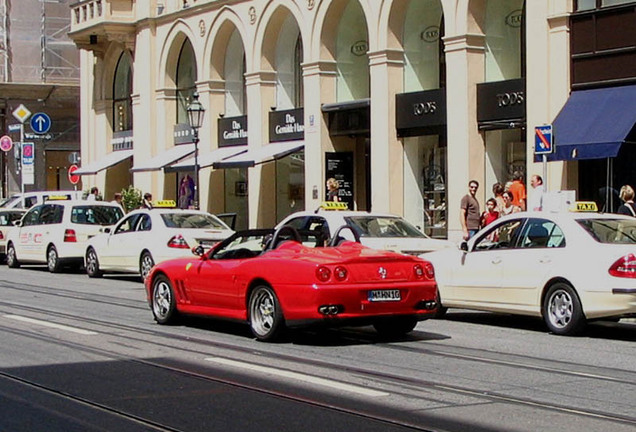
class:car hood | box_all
[360,236,455,255]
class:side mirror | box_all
[460,241,468,252]
[102,227,111,234]
[192,244,206,257]
[13,220,22,227]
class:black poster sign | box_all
[218,115,248,147]
[477,78,526,126]
[325,152,354,210]
[173,123,194,145]
[396,88,446,137]
[269,108,304,142]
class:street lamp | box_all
[186,91,205,210]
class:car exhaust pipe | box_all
[319,305,343,315]
[416,300,437,310]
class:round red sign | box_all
[68,164,80,185]
[0,135,13,152]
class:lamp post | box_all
[186,91,205,210]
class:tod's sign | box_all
[396,89,446,137]
[477,78,526,126]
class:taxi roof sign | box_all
[321,201,349,210]
[153,200,177,208]
[573,201,598,212]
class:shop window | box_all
[225,30,246,116]
[403,0,444,92]
[275,17,303,109]
[577,0,635,10]
[484,128,526,195]
[403,135,447,238]
[336,1,369,102]
[113,52,133,132]
[485,0,525,82]
[275,150,305,222]
[224,168,248,231]
[176,40,197,124]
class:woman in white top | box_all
[501,191,521,216]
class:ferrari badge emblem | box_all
[378,267,387,279]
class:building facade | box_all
[0,0,81,199]
[68,0,636,238]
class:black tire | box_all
[47,245,61,273]
[373,316,418,337]
[140,251,155,280]
[85,247,103,278]
[543,282,586,336]
[151,274,178,324]
[432,289,448,319]
[248,285,285,341]
[6,243,19,268]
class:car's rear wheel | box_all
[140,252,155,280]
[6,243,19,268]
[249,285,285,341]
[373,316,418,337]
[151,275,178,324]
[85,247,103,278]
[432,289,448,319]
[543,282,586,336]
[47,245,61,273]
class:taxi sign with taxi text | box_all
[574,201,598,212]
[321,201,349,210]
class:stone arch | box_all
[254,1,305,72]
[158,20,198,89]
[313,0,373,62]
[204,7,249,82]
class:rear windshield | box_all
[0,211,23,226]
[71,206,124,226]
[161,213,228,229]
[345,216,425,238]
[577,218,636,244]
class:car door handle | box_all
[539,258,551,264]
[491,258,502,264]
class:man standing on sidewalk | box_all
[460,180,481,241]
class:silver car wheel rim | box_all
[153,281,171,319]
[7,247,15,265]
[48,249,57,269]
[548,290,572,329]
[141,255,154,279]
[86,250,97,274]
[251,289,275,336]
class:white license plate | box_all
[368,289,401,302]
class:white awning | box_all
[167,145,248,172]
[130,144,195,172]
[74,149,134,175]
[213,141,304,169]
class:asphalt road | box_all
[0,265,634,432]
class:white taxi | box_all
[425,205,636,335]
[0,190,83,209]
[84,205,234,279]
[0,209,26,259]
[277,204,454,255]
[5,200,124,272]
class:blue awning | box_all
[548,85,636,161]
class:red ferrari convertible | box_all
[144,225,438,341]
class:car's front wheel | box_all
[373,316,418,337]
[140,252,155,280]
[543,282,586,336]
[151,275,178,325]
[47,245,61,273]
[6,243,19,268]
[248,285,285,341]
[85,247,103,278]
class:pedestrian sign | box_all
[30,112,52,134]
[535,125,553,155]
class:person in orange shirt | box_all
[508,171,526,211]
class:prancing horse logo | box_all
[378,267,387,279]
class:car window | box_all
[212,232,272,260]
[39,204,63,225]
[577,218,636,244]
[284,216,309,230]
[21,206,43,226]
[137,214,152,231]
[160,212,229,229]
[114,214,141,234]
[519,219,565,249]
[71,205,123,225]
[346,216,425,238]
[474,219,525,251]
[0,212,24,226]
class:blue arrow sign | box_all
[30,112,52,134]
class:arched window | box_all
[225,30,246,116]
[275,16,303,109]
[113,53,132,132]
[176,40,197,123]
[336,1,369,101]
[484,0,525,82]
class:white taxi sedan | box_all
[84,208,234,279]
[425,210,636,335]
[0,209,26,259]
[277,208,453,255]
[5,200,124,272]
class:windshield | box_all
[577,218,636,244]
[71,206,124,226]
[0,195,20,208]
[346,216,425,238]
[161,212,229,230]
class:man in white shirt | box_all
[529,175,544,211]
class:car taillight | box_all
[316,266,331,282]
[0,231,4,240]
[334,266,348,281]
[424,262,435,280]
[167,235,189,249]
[414,263,434,279]
[609,254,636,278]
[64,229,77,242]
[413,264,424,279]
